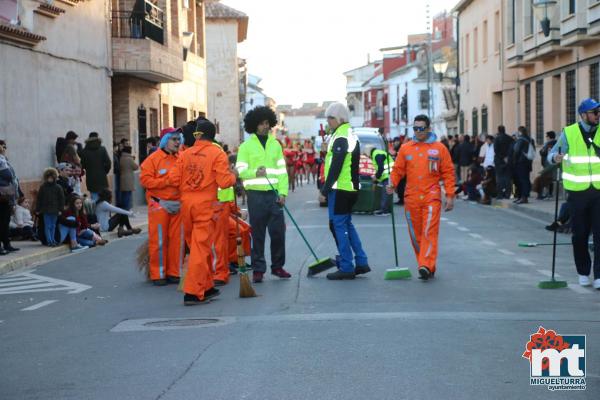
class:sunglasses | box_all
[587,110,600,115]
[412,126,427,132]
[169,136,181,141]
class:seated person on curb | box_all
[62,195,107,248]
[9,197,37,241]
[95,189,141,237]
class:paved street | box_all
[0,184,598,400]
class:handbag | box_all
[0,184,16,203]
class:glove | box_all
[159,199,181,214]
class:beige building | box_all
[205,0,248,147]
[456,0,600,146]
[111,0,208,160]
[0,0,113,195]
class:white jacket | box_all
[10,205,33,229]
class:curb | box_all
[0,222,148,276]
[490,199,555,221]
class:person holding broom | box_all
[386,114,455,281]
[166,118,237,305]
[318,102,370,280]
[139,128,184,286]
[236,106,291,283]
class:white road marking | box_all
[497,249,516,256]
[482,240,497,246]
[457,226,470,232]
[305,200,319,204]
[516,258,536,266]
[568,285,592,295]
[469,233,483,239]
[447,221,458,226]
[537,269,562,278]
[440,217,448,221]
[21,300,57,311]
[0,272,91,295]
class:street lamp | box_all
[182,31,194,61]
[532,0,558,37]
[433,60,449,81]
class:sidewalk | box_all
[491,196,559,221]
[0,206,148,275]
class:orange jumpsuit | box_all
[167,140,236,300]
[228,213,251,264]
[140,149,183,281]
[211,201,233,283]
[390,138,455,273]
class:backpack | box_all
[523,139,536,161]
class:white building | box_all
[245,74,267,111]
[343,62,379,127]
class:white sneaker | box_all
[71,245,89,253]
[593,279,600,290]
[578,275,592,287]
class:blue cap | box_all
[578,98,600,114]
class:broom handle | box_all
[233,186,246,270]
[551,147,561,281]
[265,176,320,262]
[383,139,399,267]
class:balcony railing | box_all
[111,1,164,45]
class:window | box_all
[569,0,576,15]
[481,105,488,134]
[460,36,465,71]
[525,83,532,134]
[465,33,470,68]
[483,20,488,61]
[494,11,500,53]
[472,108,479,136]
[419,90,429,110]
[525,0,534,36]
[459,110,465,133]
[474,27,478,65]
[535,80,544,145]
[0,0,18,23]
[590,63,599,100]
[566,70,576,125]
[507,0,515,45]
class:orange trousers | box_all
[148,201,184,280]
[404,199,441,272]
[182,201,218,300]
[211,202,232,283]
[228,216,251,263]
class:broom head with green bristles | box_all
[307,258,336,277]
[538,279,568,289]
[384,267,412,280]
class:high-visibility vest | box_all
[235,133,288,196]
[562,123,600,191]
[324,123,358,192]
[212,142,235,202]
[371,149,394,182]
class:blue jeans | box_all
[43,213,58,245]
[119,191,132,210]
[378,178,391,212]
[58,216,77,244]
[328,191,368,272]
[90,192,99,202]
[77,229,95,247]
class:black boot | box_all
[327,270,356,280]
[355,265,371,275]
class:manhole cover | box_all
[144,318,220,327]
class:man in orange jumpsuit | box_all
[167,118,237,305]
[139,127,184,286]
[387,114,455,280]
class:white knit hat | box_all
[325,102,350,124]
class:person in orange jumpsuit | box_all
[387,114,455,280]
[139,127,184,286]
[166,118,237,305]
[228,212,251,265]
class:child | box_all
[62,195,107,248]
[9,197,37,241]
[36,168,65,247]
[95,189,141,237]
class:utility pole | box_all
[427,3,434,122]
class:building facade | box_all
[205,0,247,147]
[0,0,113,195]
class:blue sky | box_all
[223,0,460,107]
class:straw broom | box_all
[234,198,256,298]
[135,239,150,280]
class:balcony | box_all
[505,43,534,69]
[560,9,595,46]
[523,29,570,62]
[587,0,600,36]
[111,3,183,83]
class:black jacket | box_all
[36,182,65,215]
[494,132,513,167]
[458,142,475,166]
[80,137,112,192]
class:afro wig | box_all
[244,106,277,134]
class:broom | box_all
[234,196,256,298]
[538,147,567,289]
[519,241,593,250]
[135,239,150,280]
[264,177,335,276]
[381,140,411,280]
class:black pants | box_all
[10,226,36,240]
[0,202,12,247]
[246,190,285,272]
[568,188,600,279]
[108,214,132,231]
[514,163,531,198]
[495,164,512,199]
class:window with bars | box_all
[525,83,531,134]
[535,80,544,145]
[590,63,599,100]
[481,105,488,134]
[472,108,479,136]
[566,70,576,125]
